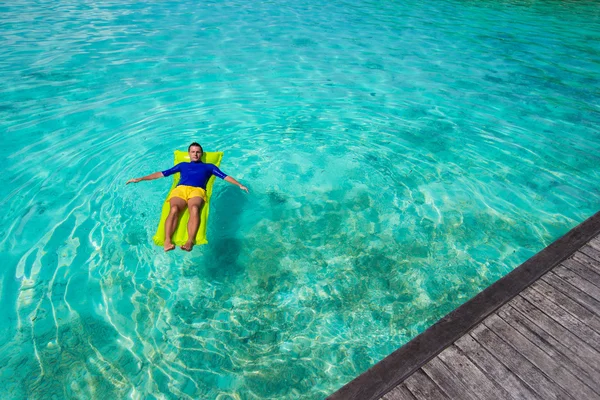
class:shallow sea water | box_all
[1,0,600,398]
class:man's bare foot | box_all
[181,241,194,252]
[164,242,176,252]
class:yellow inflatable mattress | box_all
[152,150,223,246]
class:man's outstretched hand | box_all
[126,178,141,185]
[239,185,249,193]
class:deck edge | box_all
[327,211,600,400]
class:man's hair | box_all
[188,142,203,152]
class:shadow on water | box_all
[200,185,248,281]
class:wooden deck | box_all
[328,211,600,400]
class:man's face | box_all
[189,146,203,162]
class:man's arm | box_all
[127,163,181,185]
[211,164,249,193]
[126,171,164,184]
[224,176,249,193]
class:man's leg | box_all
[164,197,186,252]
[181,197,204,251]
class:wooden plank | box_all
[469,324,570,400]
[562,258,600,288]
[421,357,478,400]
[541,272,600,316]
[529,280,600,332]
[589,235,600,251]
[580,244,600,263]
[520,288,600,351]
[402,370,449,400]
[338,232,600,400]
[497,305,600,392]
[484,313,597,399]
[509,295,600,373]
[381,384,417,400]
[454,334,541,400]
[553,265,600,302]
[437,345,511,399]
[573,251,600,276]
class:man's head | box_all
[188,142,203,162]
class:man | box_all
[127,142,248,252]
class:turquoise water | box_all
[1,0,600,397]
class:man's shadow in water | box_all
[202,186,247,281]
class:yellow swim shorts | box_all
[168,185,207,202]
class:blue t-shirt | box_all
[161,162,227,189]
